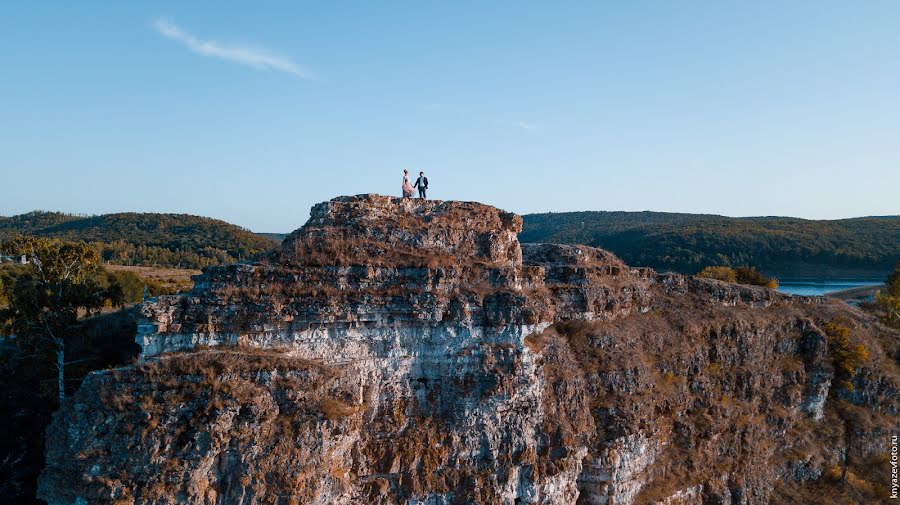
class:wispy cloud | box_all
[154,18,311,78]
[422,103,539,132]
[514,121,537,131]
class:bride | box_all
[402,169,414,198]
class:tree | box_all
[886,263,900,296]
[697,266,737,283]
[0,235,116,403]
[870,262,900,328]
[734,267,779,289]
[823,322,869,391]
[696,265,778,289]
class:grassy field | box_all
[105,265,200,294]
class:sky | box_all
[1,1,898,232]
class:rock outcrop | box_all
[39,195,899,504]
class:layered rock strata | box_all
[39,195,899,505]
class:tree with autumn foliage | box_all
[697,265,778,289]
[871,262,900,328]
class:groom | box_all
[414,171,429,199]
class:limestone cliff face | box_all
[39,195,899,505]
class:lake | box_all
[777,280,883,297]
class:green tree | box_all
[0,235,118,403]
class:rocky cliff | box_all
[39,195,899,504]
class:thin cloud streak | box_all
[154,18,311,78]
[423,103,538,132]
[514,121,537,131]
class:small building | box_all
[0,254,28,265]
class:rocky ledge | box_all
[39,195,899,504]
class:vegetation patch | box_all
[822,322,870,391]
[863,261,900,329]
[697,265,778,289]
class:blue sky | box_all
[1,2,898,232]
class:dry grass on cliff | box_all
[319,397,363,420]
[90,347,368,504]
[531,293,899,505]
[209,255,520,315]
[143,347,322,375]
[287,235,470,269]
[771,449,891,504]
[103,347,350,427]
[357,414,499,501]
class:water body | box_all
[777,280,883,297]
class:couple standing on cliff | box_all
[402,169,428,199]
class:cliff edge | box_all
[39,195,899,504]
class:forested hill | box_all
[0,212,279,269]
[4,209,897,277]
[520,211,900,279]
